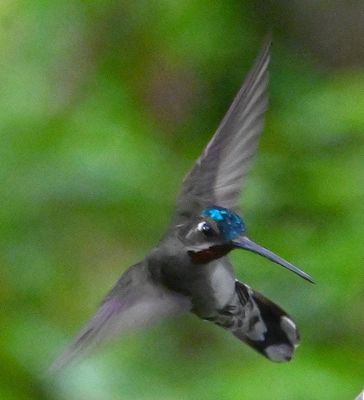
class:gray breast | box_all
[207,259,236,308]
[188,258,236,318]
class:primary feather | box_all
[176,37,271,220]
[49,262,191,372]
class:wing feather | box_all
[49,262,191,372]
[175,37,271,220]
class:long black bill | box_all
[233,236,314,283]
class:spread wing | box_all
[49,262,191,372]
[175,38,271,221]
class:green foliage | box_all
[0,1,363,399]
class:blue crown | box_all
[201,206,245,240]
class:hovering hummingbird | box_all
[51,38,313,371]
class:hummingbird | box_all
[51,38,313,371]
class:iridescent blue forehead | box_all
[201,206,246,240]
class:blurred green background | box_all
[1,1,363,399]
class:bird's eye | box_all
[197,222,215,237]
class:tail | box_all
[210,280,300,362]
[233,280,300,362]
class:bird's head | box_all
[181,206,313,283]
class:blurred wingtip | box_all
[259,33,272,58]
[264,32,273,45]
[47,336,92,376]
[47,347,78,376]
